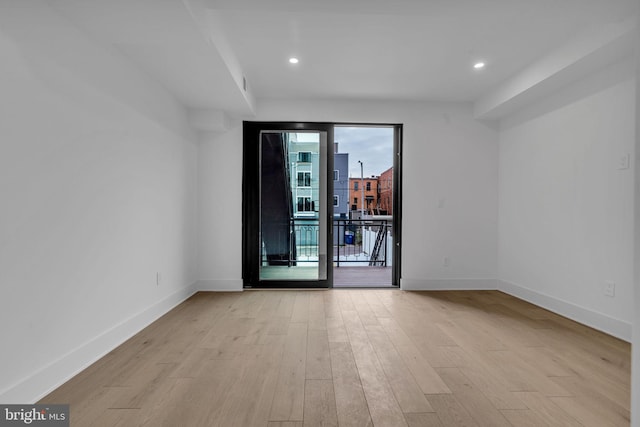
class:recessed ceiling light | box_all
[289,57,299,64]
[473,62,486,69]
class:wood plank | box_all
[215,334,285,426]
[62,387,125,426]
[500,409,551,427]
[377,318,451,394]
[513,391,582,427]
[291,292,310,323]
[390,305,457,347]
[323,291,343,318]
[329,342,374,427]
[306,329,332,380]
[134,377,224,426]
[303,379,338,427]
[509,345,575,378]
[267,316,291,336]
[308,292,327,331]
[99,409,141,427]
[269,322,308,422]
[411,343,467,369]
[435,367,512,426]
[276,291,296,317]
[350,290,380,326]
[209,335,261,361]
[326,316,349,343]
[549,376,630,426]
[404,412,444,427]
[455,352,529,410]
[365,324,433,413]
[363,291,392,318]
[426,394,480,427]
[336,290,356,311]
[483,350,571,396]
[549,396,626,427]
[342,310,408,427]
[228,290,265,318]
[110,362,177,408]
[436,317,507,352]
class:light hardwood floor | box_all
[40,290,631,426]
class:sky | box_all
[334,126,394,178]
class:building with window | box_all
[333,143,349,219]
[288,134,320,218]
[332,143,349,245]
[349,176,379,215]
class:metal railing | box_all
[291,218,319,262]
[261,218,391,267]
[333,219,390,267]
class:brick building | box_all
[349,176,379,215]
[378,167,393,215]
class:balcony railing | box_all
[260,218,392,267]
[333,218,390,267]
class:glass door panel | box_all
[259,131,327,281]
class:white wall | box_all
[197,99,499,290]
[497,58,636,340]
[0,19,198,402]
[197,126,244,291]
[632,21,640,427]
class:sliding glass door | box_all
[243,122,334,287]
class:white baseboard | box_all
[400,278,498,291]
[0,282,198,404]
[497,279,631,342]
[196,279,243,292]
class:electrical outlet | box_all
[156,272,161,286]
[617,153,630,170]
[603,281,615,297]
[443,256,450,267]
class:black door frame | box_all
[243,121,335,288]
[242,121,403,288]
[391,124,403,287]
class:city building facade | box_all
[378,166,393,215]
[349,176,379,215]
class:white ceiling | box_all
[207,0,636,103]
[8,0,639,117]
